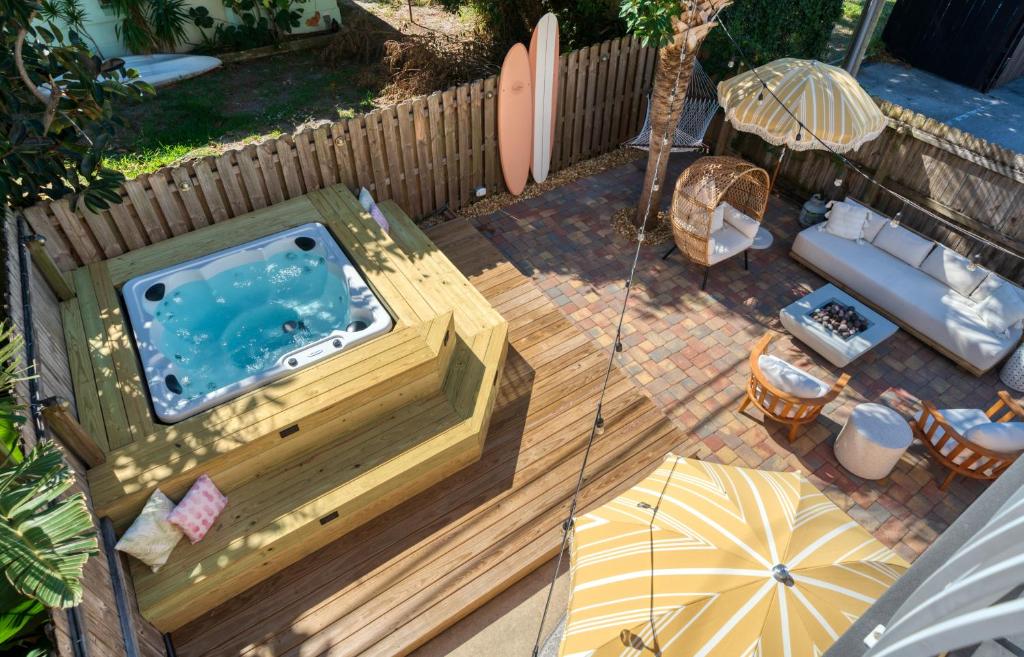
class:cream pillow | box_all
[843,199,888,241]
[758,355,829,399]
[115,490,183,572]
[919,246,988,297]
[710,203,727,233]
[976,281,1024,334]
[723,205,759,240]
[824,202,867,241]
[872,224,935,268]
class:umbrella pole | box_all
[769,146,787,193]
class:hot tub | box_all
[122,223,392,423]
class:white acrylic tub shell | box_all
[122,223,392,423]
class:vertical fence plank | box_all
[170,167,209,229]
[483,76,499,194]
[380,107,408,209]
[609,37,629,146]
[363,111,392,201]
[330,123,356,191]
[123,179,170,242]
[255,142,286,206]
[148,171,190,236]
[347,116,374,193]
[396,101,422,217]
[592,40,611,154]
[412,96,435,214]
[313,126,338,188]
[22,206,75,270]
[470,80,484,197]
[294,130,322,194]
[571,47,589,164]
[79,206,125,258]
[560,50,579,168]
[276,137,304,199]
[427,92,448,209]
[216,152,250,215]
[551,54,568,172]
[51,200,104,262]
[106,201,148,251]
[456,84,472,209]
[236,145,269,211]
[193,159,230,223]
[442,88,460,208]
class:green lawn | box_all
[109,49,379,179]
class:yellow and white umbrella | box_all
[717,58,887,153]
[559,455,908,657]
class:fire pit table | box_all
[779,284,898,368]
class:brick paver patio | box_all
[471,153,1003,562]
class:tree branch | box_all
[14,25,62,133]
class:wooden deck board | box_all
[172,219,685,657]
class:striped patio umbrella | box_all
[558,455,908,657]
[716,58,887,153]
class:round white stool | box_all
[1000,343,1024,392]
[834,403,912,480]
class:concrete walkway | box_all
[858,62,1024,154]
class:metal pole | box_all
[844,0,887,77]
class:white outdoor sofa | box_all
[791,199,1024,376]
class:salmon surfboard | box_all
[498,43,533,196]
[529,13,559,183]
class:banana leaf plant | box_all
[0,440,98,610]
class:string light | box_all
[595,414,605,435]
[890,209,903,227]
[967,253,981,272]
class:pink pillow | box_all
[167,475,227,544]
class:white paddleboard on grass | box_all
[121,54,222,88]
[529,13,559,183]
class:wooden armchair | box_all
[912,391,1024,490]
[738,333,851,442]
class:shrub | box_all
[1,0,152,210]
[701,0,844,78]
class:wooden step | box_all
[89,311,456,530]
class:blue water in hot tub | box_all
[154,250,350,401]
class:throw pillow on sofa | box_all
[757,355,829,399]
[843,198,888,241]
[975,281,1024,334]
[824,202,867,241]
[723,205,759,240]
[168,474,228,544]
[920,245,988,297]
[115,490,183,572]
[872,224,935,268]
[964,421,1024,454]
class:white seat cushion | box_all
[792,227,1021,372]
[964,422,1024,454]
[723,205,759,240]
[872,224,935,268]
[707,224,753,265]
[758,355,829,399]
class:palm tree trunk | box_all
[632,3,727,228]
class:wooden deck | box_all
[171,219,686,657]
[63,187,508,632]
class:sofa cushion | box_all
[844,198,888,241]
[964,422,1024,454]
[825,202,867,241]
[707,224,752,265]
[976,281,1024,334]
[872,224,935,267]
[920,245,988,297]
[115,490,183,572]
[792,227,1021,372]
[758,355,829,399]
[723,205,759,240]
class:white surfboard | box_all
[529,13,559,184]
[121,54,222,88]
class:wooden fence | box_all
[22,35,657,272]
[719,99,1024,282]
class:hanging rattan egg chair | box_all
[663,156,771,289]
